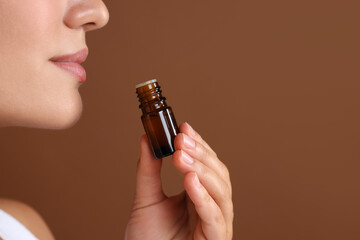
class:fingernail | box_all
[181,150,194,164]
[183,134,195,149]
[185,122,196,137]
[193,173,201,188]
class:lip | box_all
[50,48,88,83]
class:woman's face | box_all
[0,0,109,129]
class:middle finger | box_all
[174,133,230,182]
[172,149,233,227]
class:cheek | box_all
[0,1,61,52]
[0,1,83,129]
[0,1,62,77]
[0,65,84,129]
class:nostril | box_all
[84,22,97,31]
[64,1,109,32]
[86,22,96,27]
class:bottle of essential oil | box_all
[136,79,180,159]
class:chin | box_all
[10,94,84,130]
[0,80,85,130]
[43,96,84,130]
[47,107,83,130]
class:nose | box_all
[64,0,109,32]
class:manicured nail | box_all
[183,134,195,149]
[181,150,194,164]
[193,173,201,188]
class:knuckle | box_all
[222,184,231,200]
[194,131,203,140]
[212,148,218,158]
[195,183,211,208]
[227,228,233,240]
[213,210,225,227]
[202,191,212,205]
[198,143,213,160]
[230,207,234,221]
[226,212,234,240]
[221,163,230,179]
[197,164,209,180]
[193,130,202,140]
[205,142,217,157]
[221,162,228,173]
[194,140,203,155]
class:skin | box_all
[126,123,234,240]
[0,0,233,239]
[0,0,109,129]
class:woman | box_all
[0,1,233,239]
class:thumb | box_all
[133,134,166,208]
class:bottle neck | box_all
[136,81,168,114]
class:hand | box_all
[125,122,233,240]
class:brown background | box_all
[1,0,359,239]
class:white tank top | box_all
[0,209,39,240]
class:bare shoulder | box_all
[0,198,55,240]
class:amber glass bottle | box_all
[136,79,180,159]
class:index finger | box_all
[179,122,215,155]
[177,122,230,181]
